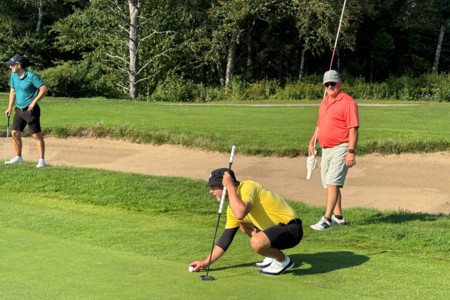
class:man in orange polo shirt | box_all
[308,70,359,231]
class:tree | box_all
[207,0,252,88]
[432,0,450,73]
[53,0,174,99]
[205,0,294,88]
[292,0,367,77]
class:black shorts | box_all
[12,105,42,134]
[264,219,303,250]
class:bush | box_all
[38,66,450,102]
[248,80,279,100]
[271,81,322,100]
[149,75,199,102]
[40,61,121,98]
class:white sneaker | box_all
[260,255,294,276]
[36,159,46,168]
[331,215,346,225]
[310,216,332,231]
[5,156,23,165]
[255,257,273,269]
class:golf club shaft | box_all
[204,145,237,278]
[5,116,10,162]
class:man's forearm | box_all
[348,127,359,150]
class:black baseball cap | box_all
[5,54,28,67]
[206,168,240,188]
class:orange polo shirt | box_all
[317,91,359,148]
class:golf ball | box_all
[188,266,195,272]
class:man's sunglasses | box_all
[324,82,336,87]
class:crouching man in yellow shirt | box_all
[189,168,303,276]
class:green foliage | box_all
[391,74,450,101]
[148,75,199,102]
[144,74,450,102]
[346,77,392,100]
[248,80,279,100]
[41,61,122,98]
[271,81,322,100]
[370,30,395,76]
[0,0,449,101]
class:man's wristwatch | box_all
[348,149,355,154]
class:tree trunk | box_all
[225,29,238,89]
[128,0,142,100]
[245,23,253,80]
[369,54,374,82]
[36,0,43,33]
[299,48,306,79]
[216,60,225,87]
[432,25,445,73]
[277,48,283,80]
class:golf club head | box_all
[200,275,215,281]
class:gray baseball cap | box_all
[323,70,341,84]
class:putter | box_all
[4,115,10,164]
[200,145,237,281]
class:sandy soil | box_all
[12,137,450,214]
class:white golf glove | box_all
[306,150,317,180]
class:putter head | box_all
[200,275,215,281]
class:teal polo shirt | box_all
[10,70,45,109]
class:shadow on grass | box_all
[364,212,445,224]
[290,251,369,275]
[209,251,369,276]
[211,262,256,272]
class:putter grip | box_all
[218,145,236,214]
[218,187,227,214]
[229,145,236,165]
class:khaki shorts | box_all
[321,143,348,188]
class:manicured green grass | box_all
[1,95,448,156]
[1,164,449,299]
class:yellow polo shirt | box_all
[225,180,298,230]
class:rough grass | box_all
[1,97,442,157]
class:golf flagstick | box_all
[329,0,347,71]
[200,145,237,281]
[323,0,347,98]
[4,116,10,164]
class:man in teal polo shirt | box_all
[4,54,48,168]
